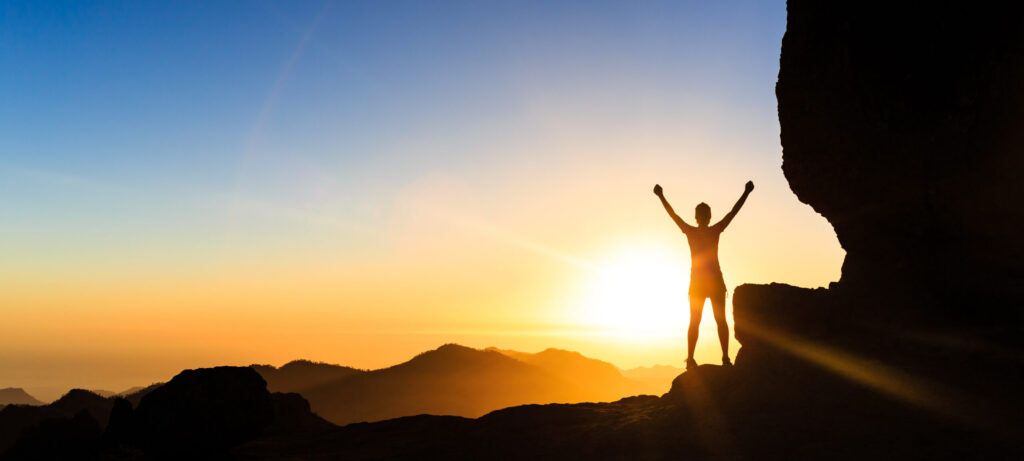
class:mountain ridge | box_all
[252,344,654,426]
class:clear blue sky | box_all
[2,1,784,188]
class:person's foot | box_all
[686,357,698,370]
[721,356,732,366]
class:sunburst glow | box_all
[574,244,691,339]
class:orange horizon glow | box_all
[2,166,843,400]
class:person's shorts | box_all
[689,274,726,299]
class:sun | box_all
[573,244,690,340]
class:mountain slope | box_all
[0,389,43,407]
[489,347,654,397]
[299,344,595,425]
[251,360,365,395]
[0,389,112,454]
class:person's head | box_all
[695,202,711,226]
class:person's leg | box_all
[687,294,705,366]
[710,291,730,364]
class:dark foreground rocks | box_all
[0,389,113,457]
[0,367,332,460]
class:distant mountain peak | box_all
[415,343,499,359]
[252,359,366,395]
[0,387,44,406]
[403,344,520,371]
[50,389,109,413]
[537,347,582,355]
[277,359,365,373]
[431,343,478,354]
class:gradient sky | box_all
[0,0,843,400]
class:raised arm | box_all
[713,181,754,231]
[654,184,695,233]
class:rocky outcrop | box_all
[730,0,1024,446]
[776,0,1024,325]
[131,367,275,456]
[263,392,334,436]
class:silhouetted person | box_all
[654,181,753,369]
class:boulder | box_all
[132,366,274,457]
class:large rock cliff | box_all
[774,1,1024,325]
[731,0,1024,445]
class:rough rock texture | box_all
[776,0,1024,324]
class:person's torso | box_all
[686,226,722,277]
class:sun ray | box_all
[738,321,995,431]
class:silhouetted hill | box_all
[121,383,162,407]
[621,365,685,392]
[298,344,640,426]
[115,386,145,397]
[0,388,112,454]
[47,390,111,421]
[0,389,42,407]
[489,347,653,396]
[0,367,333,460]
[251,360,365,395]
[89,386,146,398]
[247,345,653,427]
